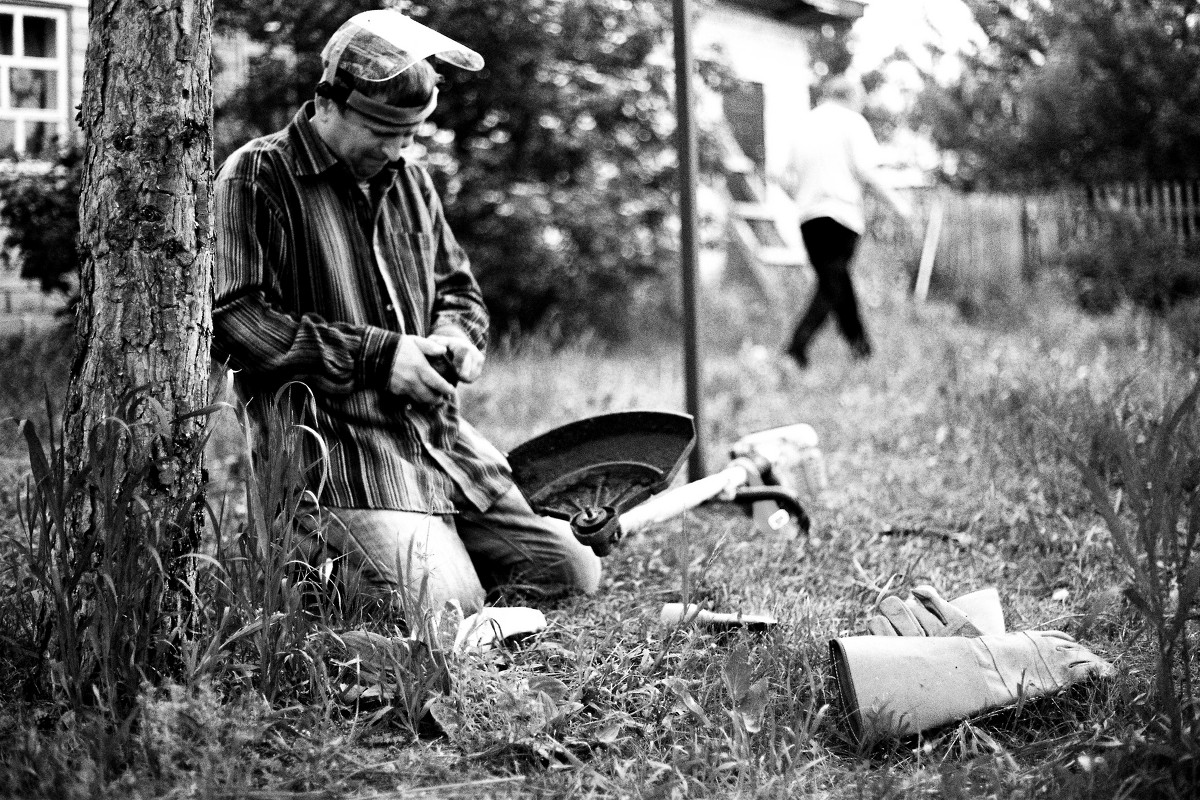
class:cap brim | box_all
[348,10,484,73]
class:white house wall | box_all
[694,2,813,178]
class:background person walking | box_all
[780,75,914,368]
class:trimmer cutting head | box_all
[507,411,695,554]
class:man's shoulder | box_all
[219,127,297,182]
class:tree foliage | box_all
[0,0,697,339]
[411,0,679,338]
[913,0,1200,189]
[214,0,684,340]
[214,0,379,155]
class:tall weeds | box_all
[1067,380,1200,740]
[190,383,449,729]
[6,390,208,717]
[187,383,354,706]
[1,373,457,756]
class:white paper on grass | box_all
[454,607,548,652]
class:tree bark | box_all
[64,0,213,696]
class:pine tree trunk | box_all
[63,0,213,702]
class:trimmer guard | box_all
[507,411,696,523]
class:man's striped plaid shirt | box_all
[213,105,512,515]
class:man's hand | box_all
[387,335,456,405]
[428,329,484,384]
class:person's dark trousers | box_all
[787,217,870,366]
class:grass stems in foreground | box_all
[1,281,1199,797]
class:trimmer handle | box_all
[731,486,811,534]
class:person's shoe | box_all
[787,349,810,369]
[850,339,873,360]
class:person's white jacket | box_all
[782,100,911,232]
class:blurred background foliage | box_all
[7,1,1200,338]
[911,0,1200,189]
[213,0,701,341]
[0,149,80,297]
[0,0,714,342]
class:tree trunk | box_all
[64,0,213,705]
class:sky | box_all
[847,0,988,173]
[850,0,985,77]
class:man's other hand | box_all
[428,330,484,384]
[387,335,456,405]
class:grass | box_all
[1,257,1199,798]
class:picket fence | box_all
[1087,181,1200,243]
[915,180,1200,307]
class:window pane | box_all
[10,69,56,109]
[0,119,15,159]
[24,121,55,158]
[23,16,56,58]
[0,15,12,56]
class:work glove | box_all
[830,629,1116,742]
[865,585,1005,637]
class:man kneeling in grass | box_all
[211,10,599,621]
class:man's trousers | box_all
[301,484,602,623]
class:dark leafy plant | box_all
[409,0,684,340]
[1067,380,1200,741]
[1058,211,1200,315]
[0,148,82,297]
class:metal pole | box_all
[673,0,705,479]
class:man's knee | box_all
[318,506,487,615]
[518,510,604,596]
[457,490,605,598]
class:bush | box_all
[1058,210,1200,315]
[0,148,82,297]
[411,0,686,341]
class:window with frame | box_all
[0,5,67,160]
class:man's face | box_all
[319,104,421,180]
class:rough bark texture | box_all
[66,0,213,609]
